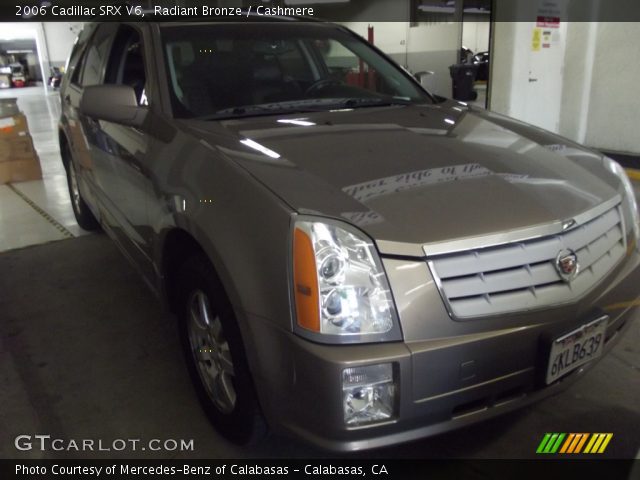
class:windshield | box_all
[161,23,433,119]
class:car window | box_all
[104,26,148,106]
[161,23,432,119]
[69,27,97,87]
[80,24,115,87]
[69,47,86,86]
[266,40,315,82]
[314,38,398,96]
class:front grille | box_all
[426,203,626,318]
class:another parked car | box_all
[473,51,490,81]
[49,66,62,89]
[0,65,13,89]
[459,46,474,64]
[0,73,11,89]
[59,20,640,451]
[9,63,28,88]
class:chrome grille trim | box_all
[422,195,622,256]
[426,200,626,318]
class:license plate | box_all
[546,316,608,384]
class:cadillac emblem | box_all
[555,249,580,282]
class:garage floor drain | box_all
[7,183,74,239]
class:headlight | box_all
[603,156,640,245]
[292,217,400,343]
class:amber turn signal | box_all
[293,227,320,332]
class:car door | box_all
[63,23,117,217]
[80,24,156,286]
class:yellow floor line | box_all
[6,183,74,239]
[603,300,640,311]
[626,168,640,181]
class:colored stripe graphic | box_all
[536,433,552,453]
[550,433,565,453]
[536,433,565,453]
[584,433,614,454]
[567,433,584,453]
[537,433,613,454]
[574,434,588,453]
[597,433,613,453]
[559,433,575,453]
[584,434,598,453]
[544,433,559,453]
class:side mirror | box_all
[80,85,147,128]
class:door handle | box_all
[528,78,538,83]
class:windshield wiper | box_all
[196,104,300,120]
[195,97,413,121]
[339,97,413,109]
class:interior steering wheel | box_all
[305,78,344,95]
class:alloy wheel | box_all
[187,290,237,414]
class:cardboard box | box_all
[0,97,21,117]
[0,112,29,139]
[0,98,30,139]
[0,136,42,183]
[0,98,43,184]
[0,158,42,184]
[0,135,38,163]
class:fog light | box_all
[342,364,395,426]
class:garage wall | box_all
[341,21,460,97]
[0,22,82,84]
[492,20,640,155]
[488,22,539,121]
[327,0,461,97]
[577,23,640,154]
[490,0,640,155]
[0,23,47,83]
[462,16,490,53]
[406,23,460,96]
[42,23,84,68]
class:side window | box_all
[70,48,86,86]
[104,26,148,106]
[80,25,115,87]
[67,31,90,87]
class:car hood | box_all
[184,101,620,256]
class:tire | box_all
[66,159,100,231]
[177,254,267,445]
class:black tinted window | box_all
[161,23,432,119]
[70,48,85,86]
[105,26,148,106]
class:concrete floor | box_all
[0,234,638,460]
[470,82,487,109]
[0,86,87,253]
[0,85,638,461]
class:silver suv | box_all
[59,20,640,451]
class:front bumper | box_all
[246,249,640,452]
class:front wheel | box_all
[177,254,267,444]
[66,160,100,231]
